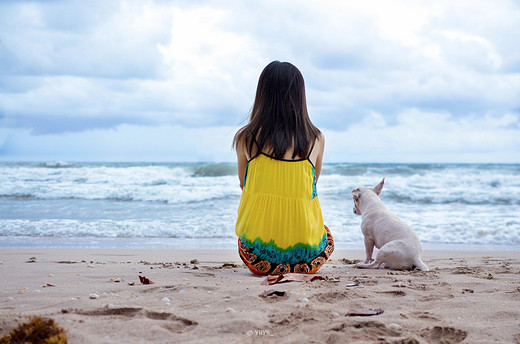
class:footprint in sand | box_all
[451,267,481,275]
[64,307,197,333]
[313,291,351,303]
[219,319,271,335]
[377,290,407,297]
[328,320,421,343]
[421,326,467,343]
[406,311,441,321]
[70,307,142,317]
[143,310,197,333]
[140,285,180,294]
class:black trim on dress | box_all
[248,137,317,168]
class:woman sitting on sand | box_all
[233,60,334,275]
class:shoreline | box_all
[2,237,520,251]
[1,249,520,343]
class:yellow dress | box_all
[236,151,333,274]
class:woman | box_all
[233,61,334,275]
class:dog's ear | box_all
[373,178,385,196]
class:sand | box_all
[1,248,519,344]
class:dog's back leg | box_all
[373,240,419,270]
[413,259,429,271]
[356,260,387,269]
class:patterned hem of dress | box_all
[238,225,334,275]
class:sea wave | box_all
[38,161,75,168]
[0,219,236,239]
[0,163,241,204]
[0,162,519,205]
[192,163,236,177]
[2,211,518,245]
[1,162,519,247]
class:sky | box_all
[0,0,519,163]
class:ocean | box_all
[1,162,519,250]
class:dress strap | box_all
[249,137,261,161]
[306,139,316,159]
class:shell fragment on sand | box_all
[346,309,384,316]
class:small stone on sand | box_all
[389,323,401,332]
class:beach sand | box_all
[1,248,519,343]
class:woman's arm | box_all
[236,137,248,189]
[311,133,325,181]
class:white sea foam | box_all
[0,164,241,203]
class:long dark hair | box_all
[233,61,321,160]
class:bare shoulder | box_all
[234,127,248,149]
[318,131,325,146]
[309,131,325,167]
[235,127,250,159]
[234,126,246,142]
[314,131,325,154]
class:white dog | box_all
[352,178,428,271]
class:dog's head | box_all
[352,178,385,216]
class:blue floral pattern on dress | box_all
[311,166,318,199]
[240,234,327,265]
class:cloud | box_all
[1,124,238,162]
[1,0,520,162]
[324,109,520,163]
[1,108,518,163]
[0,1,258,134]
[0,1,170,78]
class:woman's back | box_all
[243,153,316,199]
[236,152,325,258]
